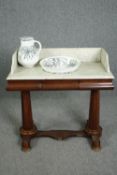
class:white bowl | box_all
[40,56,81,74]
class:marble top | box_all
[7,48,114,80]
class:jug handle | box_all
[34,40,42,51]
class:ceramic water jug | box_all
[18,37,42,68]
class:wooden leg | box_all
[20,91,37,151]
[85,90,102,151]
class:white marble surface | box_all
[7,48,114,80]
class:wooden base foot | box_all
[91,135,101,151]
[21,136,31,152]
[85,121,102,151]
[20,125,37,151]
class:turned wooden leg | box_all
[85,90,102,151]
[20,91,37,151]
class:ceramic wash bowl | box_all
[40,56,80,73]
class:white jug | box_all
[18,36,42,68]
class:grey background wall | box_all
[0,0,116,95]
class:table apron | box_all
[6,80,114,91]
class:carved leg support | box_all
[20,91,37,151]
[85,90,102,151]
